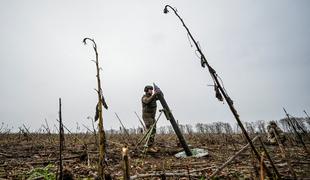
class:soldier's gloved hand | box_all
[154,91,161,96]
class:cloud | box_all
[0,0,309,131]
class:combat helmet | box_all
[144,85,153,92]
[269,121,277,126]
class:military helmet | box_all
[269,121,277,125]
[144,85,153,92]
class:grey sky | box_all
[0,0,309,132]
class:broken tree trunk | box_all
[154,83,192,156]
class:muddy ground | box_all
[0,132,309,179]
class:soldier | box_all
[267,121,286,145]
[142,85,159,152]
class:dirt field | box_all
[0,132,309,179]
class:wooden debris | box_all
[122,147,130,180]
[210,136,259,178]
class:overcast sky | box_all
[0,0,309,132]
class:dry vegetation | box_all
[0,119,309,179]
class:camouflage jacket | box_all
[141,93,158,115]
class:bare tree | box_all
[185,124,193,135]
[244,122,255,134]
[208,123,216,134]
[179,124,185,134]
[256,120,266,134]
[167,126,174,134]
[279,118,290,132]
[223,123,233,134]
[195,123,204,134]
[159,126,166,134]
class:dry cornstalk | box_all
[210,136,259,178]
[260,152,265,180]
[58,98,63,180]
[45,119,51,135]
[83,38,107,179]
[134,111,146,131]
[163,5,272,176]
[122,147,130,180]
[88,116,98,146]
[272,128,297,179]
[283,108,309,154]
[115,113,130,137]
[258,137,281,179]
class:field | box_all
[0,127,309,180]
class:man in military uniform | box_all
[142,85,159,152]
[267,121,286,145]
